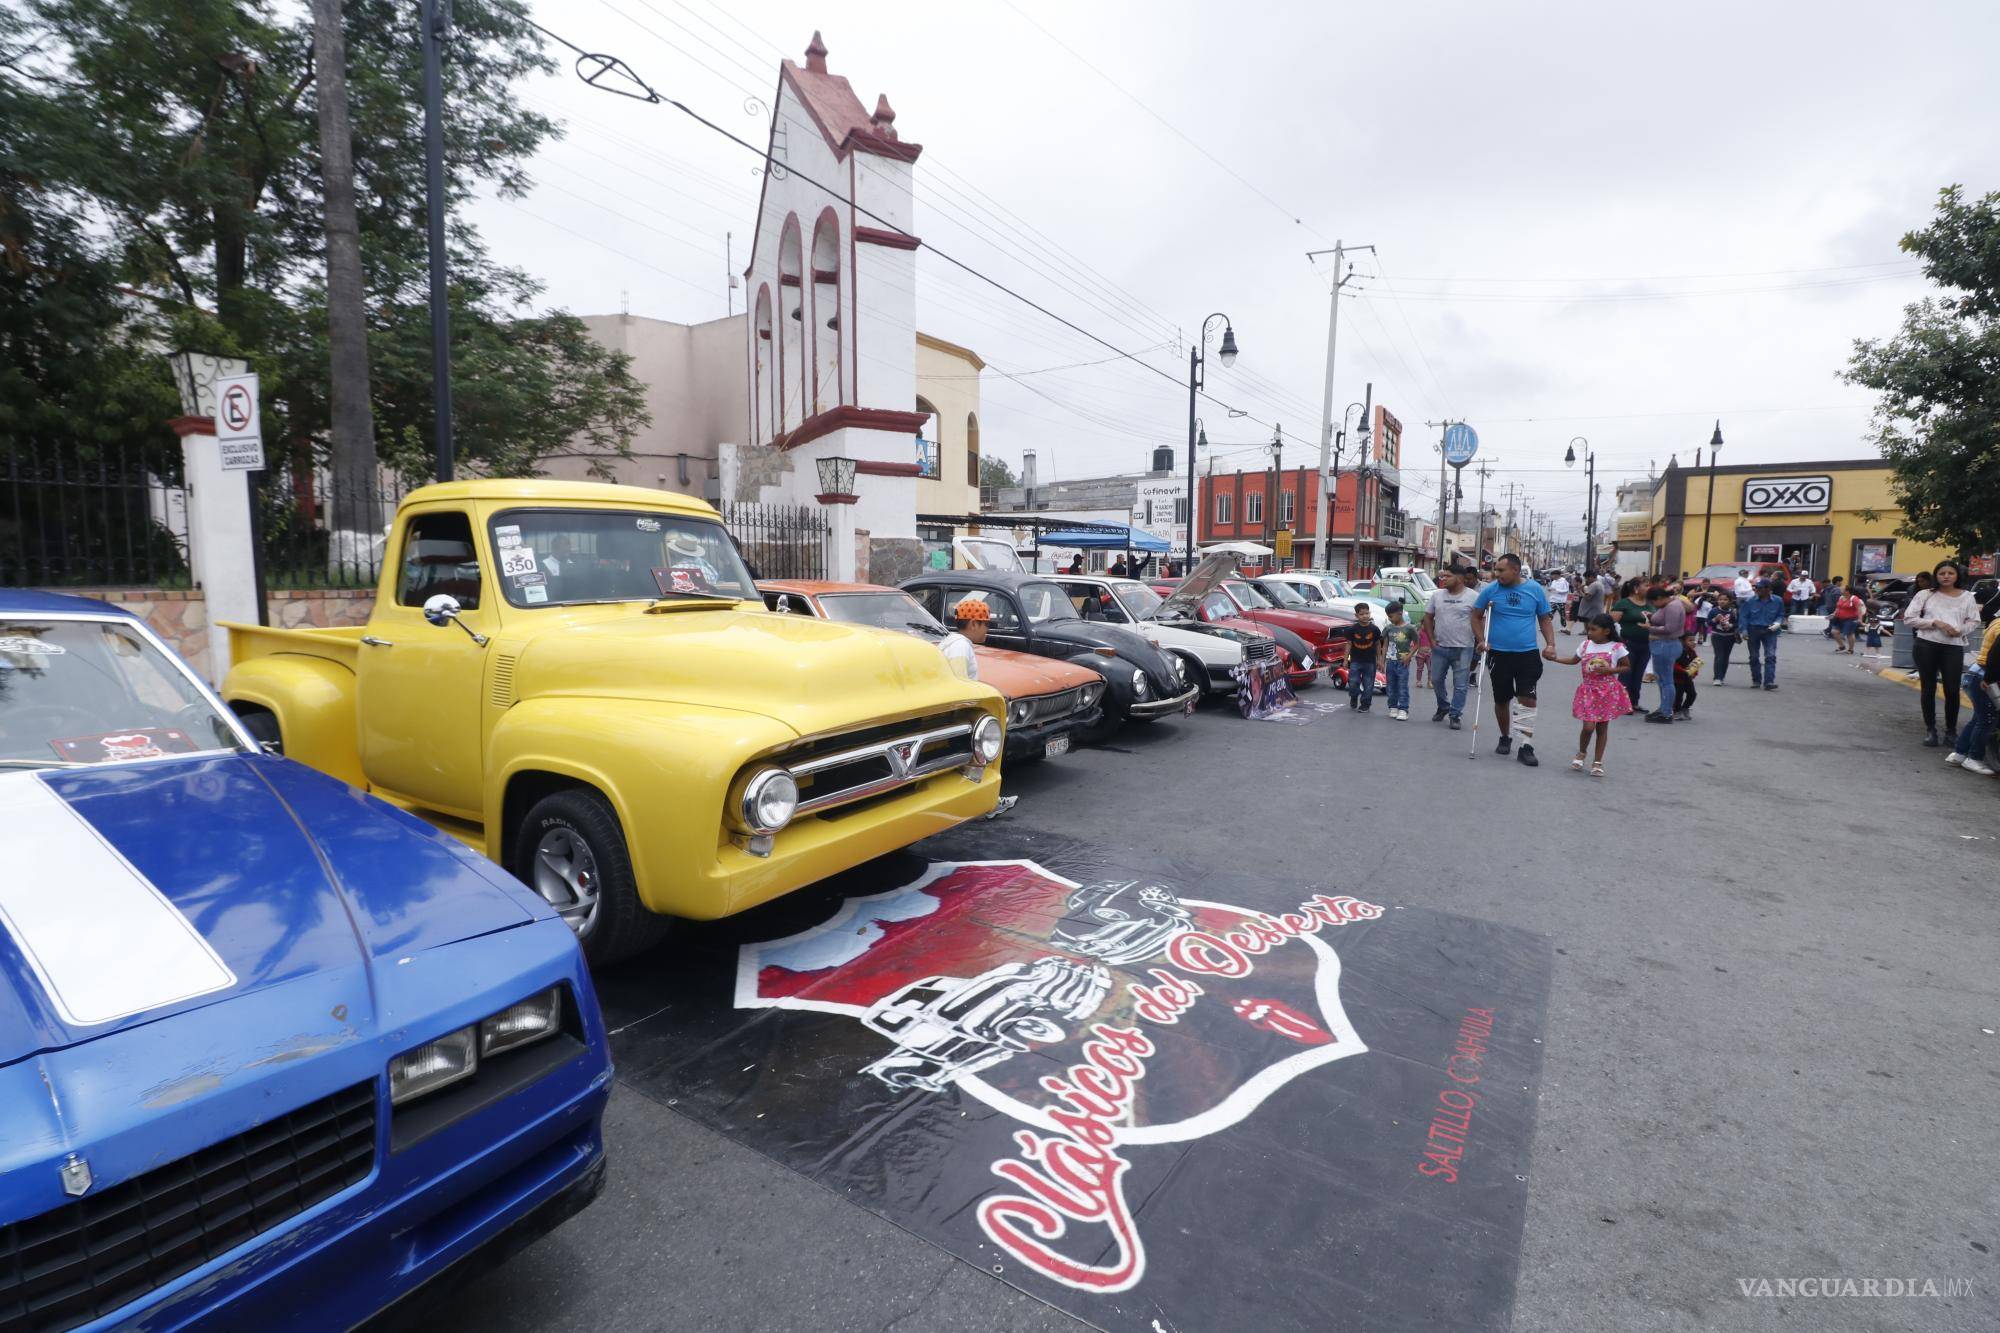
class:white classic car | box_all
[1047,573,1268,692]
[1260,570,1401,625]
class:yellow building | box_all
[1647,458,1955,584]
[914,332,984,518]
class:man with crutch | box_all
[1468,553,1557,767]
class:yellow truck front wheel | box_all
[513,788,669,966]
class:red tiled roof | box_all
[782,32,922,164]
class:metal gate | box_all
[723,502,831,580]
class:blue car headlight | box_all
[389,1027,479,1106]
[481,986,565,1057]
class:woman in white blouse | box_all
[1905,560,1983,747]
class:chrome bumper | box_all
[1126,684,1201,719]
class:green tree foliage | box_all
[2,0,646,479]
[1845,186,2000,555]
[979,454,1019,489]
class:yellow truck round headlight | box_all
[972,715,1003,763]
[742,768,799,833]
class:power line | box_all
[498,5,1287,433]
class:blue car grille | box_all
[1,1081,376,1333]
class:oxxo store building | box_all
[1646,458,1956,585]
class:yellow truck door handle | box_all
[360,636,395,647]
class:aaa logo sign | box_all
[734,860,1381,1292]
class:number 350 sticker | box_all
[500,546,539,578]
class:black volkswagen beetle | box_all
[903,568,1199,739]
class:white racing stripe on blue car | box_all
[0,771,236,1026]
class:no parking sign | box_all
[214,373,265,471]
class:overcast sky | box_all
[482,0,2000,537]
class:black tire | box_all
[514,788,668,966]
[237,708,283,754]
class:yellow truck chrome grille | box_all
[786,719,977,818]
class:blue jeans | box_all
[1432,645,1471,717]
[1385,660,1410,711]
[1649,639,1681,716]
[1747,628,1779,685]
[1349,656,1376,706]
[1955,668,1994,760]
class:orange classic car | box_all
[759,581,1104,763]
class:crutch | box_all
[1466,654,1484,759]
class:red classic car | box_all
[1154,556,1352,685]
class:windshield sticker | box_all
[653,566,704,595]
[512,570,545,587]
[0,635,65,657]
[499,545,539,578]
[523,583,548,604]
[637,516,662,532]
[494,524,522,547]
[50,728,198,764]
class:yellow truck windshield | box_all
[488,509,758,607]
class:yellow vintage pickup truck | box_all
[222,479,1004,963]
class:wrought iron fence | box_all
[254,461,406,590]
[723,501,830,580]
[1,440,191,587]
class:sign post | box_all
[213,373,270,627]
[1441,423,1478,565]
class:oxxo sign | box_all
[1742,474,1831,515]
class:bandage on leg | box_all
[1511,699,1537,745]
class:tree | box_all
[979,454,1019,489]
[1844,185,2000,555]
[308,0,376,552]
[11,0,646,480]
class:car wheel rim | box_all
[533,827,602,937]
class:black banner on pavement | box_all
[599,827,1553,1332]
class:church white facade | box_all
[733,33,930,581]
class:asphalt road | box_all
[450,634,1998,1332]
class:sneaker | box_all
[1947,752,1966,766]
[1496,736,1512,755]
[1449,716,1462,730]
[1764,683,1778,691]
[1964,758,1997,776]
[1645,713,1673,724]
[1922,729,1941,747]
[1516,744,1539,767]
[1432,706,1449,721]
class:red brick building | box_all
[1198,406,1413,576]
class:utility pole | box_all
[311,0,378,571]
[1473,460,1491,571]
[421,0,454,481]
[1432,421,1451,567]
[1308,242,1370,575]
[1268,424,1283,557]
[1348,382,1372,578]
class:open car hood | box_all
[1155,552,1240,619]
[953,536,1027,573]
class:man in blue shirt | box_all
[1470,554,1557,767]
[1738,578,1788,689]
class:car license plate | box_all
[1044,734,1070,759]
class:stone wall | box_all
[27,587,378,682]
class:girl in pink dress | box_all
[1550,612,1630,776]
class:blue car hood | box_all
[0,754,537,1068]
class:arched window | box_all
[811,211,841,413]
[753,286,773,445]
[915,395,940,479]
[966,412,981,489]
[777,215,804,435]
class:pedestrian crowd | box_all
[1343,554,2000,784]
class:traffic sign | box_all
[214,373,265,471]
[1442,423,1478,466]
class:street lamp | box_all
[1185,313,1238,570]
[1700,420,1723,567]
[1564,436,1594,572]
